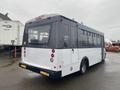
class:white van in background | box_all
[0,20,24,46]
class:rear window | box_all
[28,25,51,45]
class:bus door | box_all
[101,36,105,60]
[62,23,78,76]
[70,26,79,71]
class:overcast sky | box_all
[0,0,120,40]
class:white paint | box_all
[22,47,105,77]
[0,20,24,46]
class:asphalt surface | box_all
[0,53,14,67]
[0,52,120,90]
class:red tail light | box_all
[24,47,26,57]
[50,49,55,62]
[52,49,55,53]
[51,53,54,57]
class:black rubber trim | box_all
[19,62,61,79]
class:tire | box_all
[101,52,106,63]
[101,59,105,63]
[80,60,87,74]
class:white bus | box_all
[19,14,106,79]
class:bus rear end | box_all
[19,15,62,78]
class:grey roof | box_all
[27,14,59,23]
[27,14,104,36]
[0,13,11,20]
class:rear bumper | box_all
[19,62,61,79]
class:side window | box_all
[78,29,88,48]
[95,34,98,47]
[71,26,77,48]
[93,33,96,47]
[88,32,93,48]
[83,30,88,47]
[78,28,83,48]
[63,24,70,48]
[86,32,89,47]
[91,33,94,47]
[100,36,104,47]
[97,35,100,47]
[77,29,103,48]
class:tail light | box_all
[50,49,55,62]
[24,47,26,57]
[51,53,54,58]
[52,49,55,53]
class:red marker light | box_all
[51,54,54,57]
[52,49,55,53]
[50,49,55,62]
[24,47,26,57]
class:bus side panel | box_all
[78,48,102,66]
[61,49,71,77]
[61,48,101,77]
[59,49,80,77]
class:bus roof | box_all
[26,14,104,36]
[26,14,60,23]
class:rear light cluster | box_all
[50,49,62,68]
[24,47,26,57]
[51,53,54,57]
[50,49,55,62]
[50,49,62,69]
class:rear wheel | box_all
[101,52,106,63]
[80,60,87,74]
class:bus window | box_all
[28,25,51,45]
[78,29,83,48]
[94,34,98,47]
[71,26,77,48]
[62,24,70,48]
[83,30,88,48]
[88,32,93,47]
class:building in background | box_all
[0,13,11,21]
